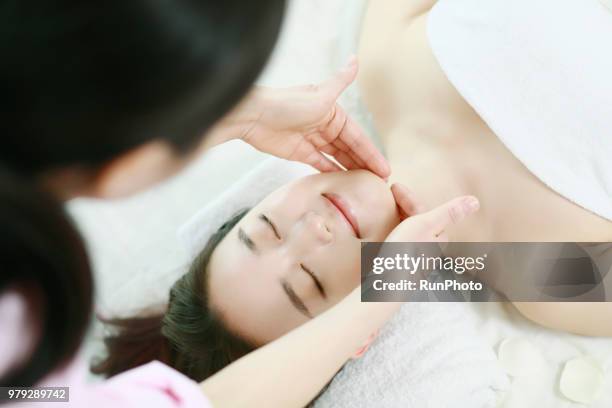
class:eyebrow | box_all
[259,214,280,239]
[238,227,257,253]
[300,264,327,299]
[281,280,312,318]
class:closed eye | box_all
[259,213,281,239]
[300,263,327,299]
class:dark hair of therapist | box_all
[0,0,406,404]
[0,0,285,388]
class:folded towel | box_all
[428,0,612,221]
[313,302,509,408]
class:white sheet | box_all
[428,0,612,221]
[313,303,509,408]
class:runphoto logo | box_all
[371,253,487,275]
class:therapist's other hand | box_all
[386,183,480,242]
[241,57,390,178]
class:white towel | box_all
[428,0,612,221]
[313,303,509,408]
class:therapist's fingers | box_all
[318,143,361,171]
[304,150,343,173]
[316,56,391,178]
[320,104,391,178]
[314,107,384,174]
[421,195,480,237]
[336,110,390,178]
[391,183,426,220]
[320,55,359,100]
[319,139,377,174]
[328,136,368,169]
[288,138,343,172]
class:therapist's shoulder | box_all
[81,361,212,408]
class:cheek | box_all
[320,244,361,297]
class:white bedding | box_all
[429,0,612,221]
[70,0,612,406]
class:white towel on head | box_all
[428,0,612,221]
[177,157,317,258]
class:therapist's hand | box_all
[240,56,390,178]
[386,183,480,242]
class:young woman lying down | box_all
[94,0,611,382]
[93,167,609,382]
[93,170,402,380]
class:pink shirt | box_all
[1,290,213,408]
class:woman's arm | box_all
[200,288,401,408]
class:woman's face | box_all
[207,170,400,345]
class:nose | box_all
[287,211,333,253]
[304,211,333,243]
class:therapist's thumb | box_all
[321,55,358,99]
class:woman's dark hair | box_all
[0,168,93,388]
[1,0,286,175]
[92,208,254,381]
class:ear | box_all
[91,141,184,199]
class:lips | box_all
[322,193,361,238]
